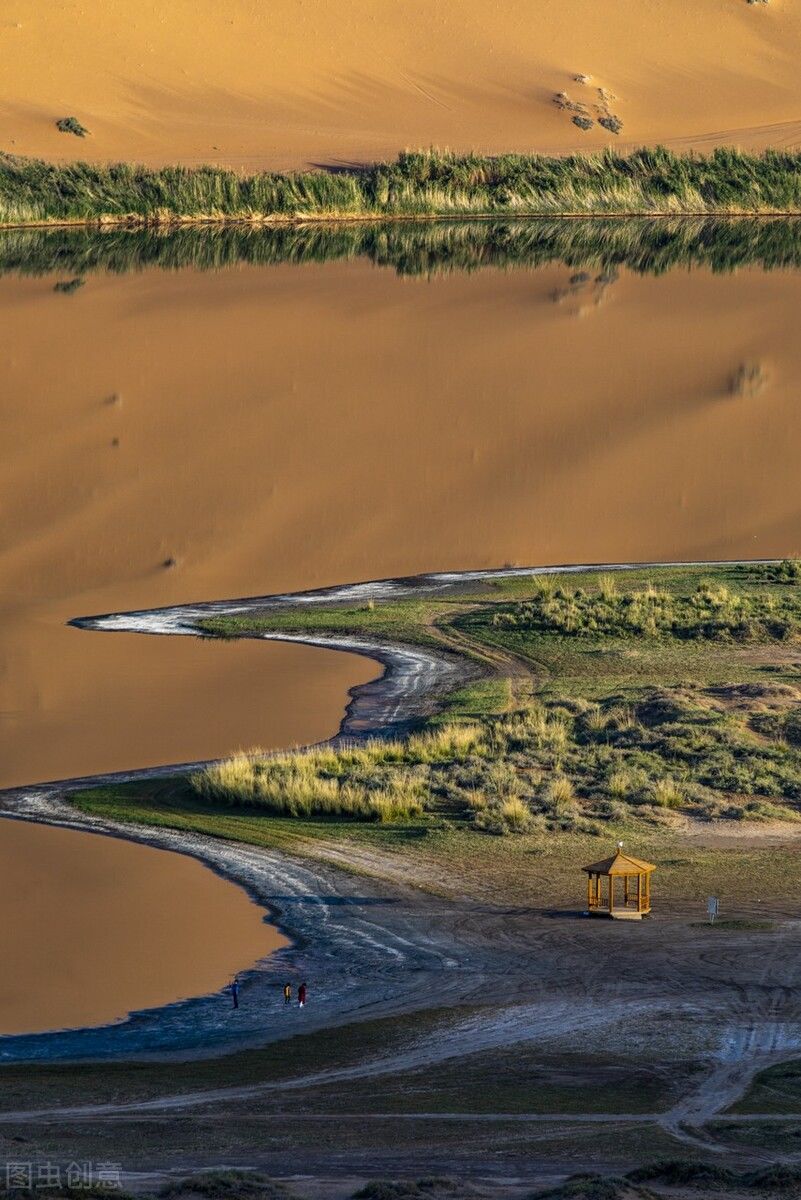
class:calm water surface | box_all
[0,817,285,1034]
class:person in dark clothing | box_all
[298,982,307,1008]
[230,978,240,1009]
[283,982,292,1005]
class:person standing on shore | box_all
[298,982,307,1008]
[229,977,240,1009]
[283,982,292,1006]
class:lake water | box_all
[1,219,799,1032]
[0,817,285,1034]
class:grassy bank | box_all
[3,147,801,227]
[70,563,801,904]
[197,564,801,828]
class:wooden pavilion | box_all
[583,844,656,919]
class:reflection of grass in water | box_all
[3,145,801,225]
[5,213,801,279]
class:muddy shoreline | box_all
[0,558,781,1062]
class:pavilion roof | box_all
[582,849,656,876]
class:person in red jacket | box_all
[298,982,307,1008]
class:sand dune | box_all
[1,0,799,170]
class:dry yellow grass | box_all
[190,725,481,821]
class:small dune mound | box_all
[627,1159,738,1188]
[532,1175,658,1200]
[353,1180,465,1200]
[706,681,801,706]
[628,1158,801,1191]
[159,1170,297,1200]
[634,687,726,728]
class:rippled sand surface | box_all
[2,0,800,167]
[0,818,285,1034]
[2,257,800,789]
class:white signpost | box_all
[707,896,719,924]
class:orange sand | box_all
[1,1,800,171]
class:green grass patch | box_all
[198,599,447,652]
[4,146,801,226]
[189,727,485,821]
[270,1046,678,1116]
[428,676,513,723]
[730,1059,801,1114]
[480,574,801,643]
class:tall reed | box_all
[3,146,801,227]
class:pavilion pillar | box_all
[608,875,615,914]
[637,873,642,912]
[587,873,593,911]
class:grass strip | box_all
[4,147,801,227]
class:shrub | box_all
[650,778,684,809]
[405,722,483,762]
[191,744,424,822]
[606,769,633,799]
[730,360,767,397]
[598,116,623,135]
[490,580,801,643]
[55,116,89,137]
[498,796,534,833]
[543,774,578,821]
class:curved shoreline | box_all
[0,557,780,1062]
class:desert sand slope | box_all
[0,0,799,171]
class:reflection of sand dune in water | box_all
[2,258,801,787]
[2,0,801,169]
[0,818,284,1035]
